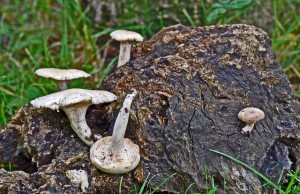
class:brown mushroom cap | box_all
[110,30,143,42]
[238,107,265,124]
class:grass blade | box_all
[119,176,123,194]
[285,168,299,193]
[97,56,118,88]
[138,173,150,194]
[209,149,284,193]
[183,8,195,28]
[149,173,176,194]
[184,183,195,194]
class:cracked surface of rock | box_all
[1,24,300,193]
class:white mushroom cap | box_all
[238,107,265,124]
[30,88,117,110]
[110,30,143,42]
[66,169,89,192]
[35,68,90,81]
[31,89,117,146]
[90,136,140,174]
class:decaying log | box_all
[1,24,300,193]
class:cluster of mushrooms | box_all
[29,29,266,191]
[29,30,143,192]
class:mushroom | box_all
[110,30,143,68]
[66,169,89,192]
[30,89,117,146]
[238,107,265,134]
[90,89,140,174]
[35,68,90,90]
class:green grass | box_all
[0,1,299,191]
[1,0,299,126]
[8,162,12,172]
[134,149,300,193]
[210,149,300,193]
[123,172,217,194]
[117,173,192,194]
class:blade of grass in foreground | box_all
[209,149,284,193]
[148,173,176,194]
[119,176,123,194]
[138,173,150,194]
[285,168,299,193]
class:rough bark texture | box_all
[1,24,300,193]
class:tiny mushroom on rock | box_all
[110,30,143,68]
[35,68,90,90]
[66,169,89,192]
[90,88,140,174]
[30,89,117,146]
[238,107,265,134]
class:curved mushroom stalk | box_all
[241,123,254,134]
[110,89,137,154]
[62,102,94,146]
[31,89,117,146]
[90,88,140,174]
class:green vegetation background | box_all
[0,0,299,126]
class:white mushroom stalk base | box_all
[90,89,139,174]
[117,42,131,68]
[241,123,254,134]
[90,136,140,174]
[62,103,94,146]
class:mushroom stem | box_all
[241,123,254,134]
[117,42,132,68]
[110,89,137,154]
[57,81,68,90]
[61,102,95,146]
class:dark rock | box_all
[0,169,31,194]
[1,24,300,193]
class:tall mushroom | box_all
[30,89,117,146]
[110,30,143,68]
[35,68,90,90]
[90,89,140,174]
[238,107,265,134]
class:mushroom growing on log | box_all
[110,30,143,68]
[30,89,117,146]
[35,68,90,91]
[1,24,300,193]
[90,89,140,174]
[238,107,265,134]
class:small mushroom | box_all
[110,30,143,68]
[238,107,265,134]
[66,169,89,192]
[30,89,117,146]
[90,89,140,174]
[35,68,90,90]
